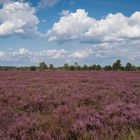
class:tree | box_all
[30,66,37,71]
[104,65,112,70]
[69,65,75,71]
[91,64,97,70]
[125,63,132,71]
[112,60,122,70]
[82,65,88,70]
[88,65,93,70]
[49,64,54,70]
[125,62,136,71]
[96,65,101,70]
[88,64,101,70]
[74,62,80,71]
[39,62,47,70]
[63,63,70,71]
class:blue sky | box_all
[0,0,140,66]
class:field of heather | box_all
[0,71,140,140]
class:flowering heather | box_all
[0,71,140,140]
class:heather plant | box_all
[0,71,140,140]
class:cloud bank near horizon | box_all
[0,39,140,66]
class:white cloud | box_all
[19,48,29,55]
[91,40,140,63]
[69,48,94,58]
[39,49,68,59]
[0,48,68,62]
[46,49,68,59]
[0,43,139,66]
[0,51,4,58]
[47,9,140,43]
[47,9,95,42]
[0,1,39,37]
[0,47,94,64]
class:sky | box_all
[0,0,140,66]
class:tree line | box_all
[0,60,139,71]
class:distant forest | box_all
[0,60,140,71]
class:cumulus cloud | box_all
[47,9,140,43]
[0,1,39,37]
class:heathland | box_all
[0,71,140,140]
